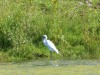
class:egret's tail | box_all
[56,50,59,54]
[54,48,59,54]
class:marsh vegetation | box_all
[0,0,100,62]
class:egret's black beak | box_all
[42,36,45,39]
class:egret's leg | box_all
[50,51,52,60]
[49,51,59,66]
[50,51,53,65]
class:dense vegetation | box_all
[0,0,100,62]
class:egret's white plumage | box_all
[42,35,59,54]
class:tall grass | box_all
[0,0,100,61]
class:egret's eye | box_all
[42,35,47,39]
[42,36,45,39]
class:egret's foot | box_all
[49,61,59,66]
[54,64,59,67]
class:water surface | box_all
[0,60,100,75]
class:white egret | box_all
[42,35,59,59]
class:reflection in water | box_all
[0,60,100,75]
[32,60,100,66]
[0,60,100,66]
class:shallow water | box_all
[0,60,100,75]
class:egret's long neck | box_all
[43,38,46,42]
[43,38,47,46]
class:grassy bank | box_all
[0,0,100,62]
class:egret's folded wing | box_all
[46,40,59,54]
